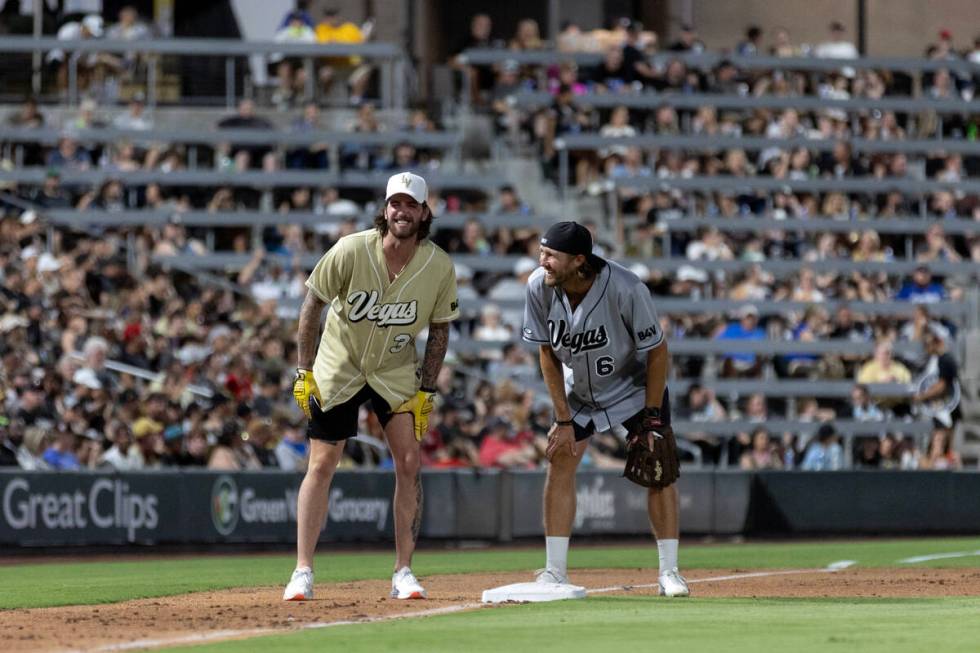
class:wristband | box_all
[646,406,661,420]
[555,419,574,426]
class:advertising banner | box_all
[508,470,716,538]
[0,472,178,546]
[3,469,975,547]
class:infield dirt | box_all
[4,567,980,652]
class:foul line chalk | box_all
[83,604,483,653]
[78,565,852,652]
[85,628,281,652]
[899,550,980,564]
[588,564,845,595]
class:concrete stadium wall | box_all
[1,469,978,548]
[678,0,977,57]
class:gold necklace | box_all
[388,259,408,279]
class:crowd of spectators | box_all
[2,2,382,109]
[2,95,456,257]
[0,11,976,474]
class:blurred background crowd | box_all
[0,2,977,474]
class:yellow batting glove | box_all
[395,388,436,441]
[292,368,322,419]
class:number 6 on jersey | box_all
[595,356,615,376]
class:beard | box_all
[542,269,564,287]
[386,215,421,240]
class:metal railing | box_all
[42,209,549,230]
[555,133,980,156]
[0,125,461,149]
[649,215,980,237]
[151,252,980,278]
[0,125,467,169]
[507,89,978,115]
[0,36,406,109]
[671,419,932,437]
[0,168,504,191]
[459,48,980,76]
[36,208,980,235]
[609,175,980,196]
[551,133,980,202]
[459,48,980,111]
[648,215,980,264]
[68,353,213,398]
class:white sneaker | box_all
[283,567,313,601]
[391,566,427,599]
[658,568,690,597]
[535,567,570,585]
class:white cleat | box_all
[391,566,427,599]
[283,567,314,601]
[658,568,690,597]
[535,567,570,585]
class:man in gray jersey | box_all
[522,221,689,597]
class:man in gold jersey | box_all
[283,172,459,601]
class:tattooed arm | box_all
[419,322,450,389]
[297,290,326,368]
[411,470,423,543]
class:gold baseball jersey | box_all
[306,228,459,411]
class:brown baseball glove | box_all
[622,407,680,488]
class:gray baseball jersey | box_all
[522,261,665,433]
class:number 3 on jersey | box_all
[595,356,615,376]
[390,334,412,353]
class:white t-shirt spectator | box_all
[271,22,316,63]
[47,20,101,64]
[598,123,636,159]
[113,108,153,131]
[814,39,858,59]
[106,18,151,42]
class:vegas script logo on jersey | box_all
[347,290,417,326]
[548,319,609,355]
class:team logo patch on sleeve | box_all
[637,326,659,341]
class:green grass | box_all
[179,596,980,653]
[1,537,979,609]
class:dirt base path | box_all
[4,567,980,653]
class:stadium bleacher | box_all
[1,5,978,478]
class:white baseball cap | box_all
[385,172,427,203]
[82,14,103,37]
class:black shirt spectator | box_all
[28,171,73,209]
[914,330,961,427]
[452,13,497,99]
[587,47,634,90]
[217,99,275,169]
[4,97,46,166]
[668,24,706,53]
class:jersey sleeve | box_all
[305,238,352,303]
[522,271,550,344]
[430,260,460,323]
[626,280,664,351]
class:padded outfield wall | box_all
[1,470,979,547]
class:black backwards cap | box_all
[540,221,606,270]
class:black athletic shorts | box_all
[571,388,671,442]
[307,384,394,443]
